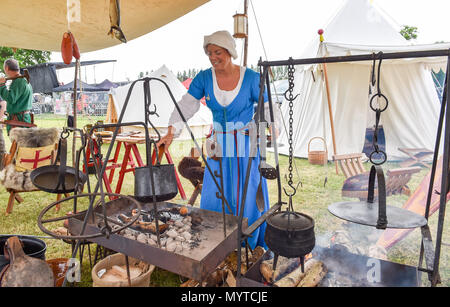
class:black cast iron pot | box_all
[264,210,315,258]
[134,164,178,203]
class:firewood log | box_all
[260,256,300,283]
[273,259,327,287]
[297,259,327,287]
[273,263,307,287]
[180,279,200,287]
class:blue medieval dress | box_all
[187,67,270,249]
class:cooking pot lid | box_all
[267,211,314,231]
[328,201,427,229]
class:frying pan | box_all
[31,135,87,194]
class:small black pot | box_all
[0,235,47,272]
[134,164,178,203]
[264,211,315,258]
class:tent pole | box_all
[319,30,339,174]
[322,63,338,174]
[243,0,248,67]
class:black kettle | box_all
[133,79,178,203]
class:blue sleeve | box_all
[251,71,268,103]
[188,71,205,100]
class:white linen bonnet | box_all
[203,30,238,59]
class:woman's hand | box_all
[157,126,175,149]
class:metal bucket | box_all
[134,164,178,202]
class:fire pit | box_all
[68,197,245,282]
[238,245,419,287]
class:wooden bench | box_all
[333,153,421,200]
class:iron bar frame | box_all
[235,48,450,286]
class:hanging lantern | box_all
[233,13,247,38]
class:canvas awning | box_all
[0,0,209,52]
[23,60,117,94]
[53,80,105,92]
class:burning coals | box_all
[110,206,203,253]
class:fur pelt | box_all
[0,164,35,191]
[9,127,59,148]
[178,157,204,182]
[0,129,5,155]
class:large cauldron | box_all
[265,209,315,272]
[265,211,315,257]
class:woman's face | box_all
[206,44,231,70]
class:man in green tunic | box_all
[0,58,33,134]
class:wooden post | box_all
[243,0,249,67]
[318,29,339,174]
[72,59,79,166]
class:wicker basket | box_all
[308,137,327,165]
[92,253,155,287]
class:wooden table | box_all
[398,148,433,168]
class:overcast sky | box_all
[51,0,450,84]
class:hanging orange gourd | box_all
[61,31,80,64]
[61,32,73,64]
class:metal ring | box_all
[369,150,387,165]
[369,93,389,112]
[60,130,70,139]
[37,193,142,240]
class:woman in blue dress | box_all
[158,30,280,250]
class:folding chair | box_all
[333,153,421,200]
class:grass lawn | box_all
[0,114,448,287]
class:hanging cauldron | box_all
[265,210,315,257]
[264,203,315,272]
[133,79,178,203]
[134,163,178,203]
[328,165,427,229]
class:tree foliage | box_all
[0,47,51,71]
[400,25,418,41]
[176,68,201,82]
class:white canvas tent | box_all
[277,0,450,161]
[107,65,213,140]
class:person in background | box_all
[0,58,33,134]
[158,30,281,250]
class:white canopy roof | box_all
[0,0,209,52]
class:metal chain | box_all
[369,52,388,165]
[286,63,295,188]
[282,60,301,198]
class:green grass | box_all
[0,114,448,287]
